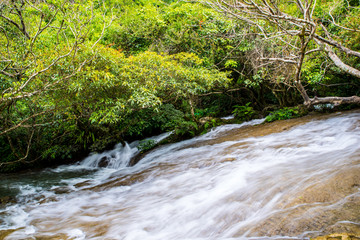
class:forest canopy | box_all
[0,0,359,172]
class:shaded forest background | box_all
[0,0,359,172]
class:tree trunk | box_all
[306,96,360,107]
[295,80,311,104]
[189,97,196,121]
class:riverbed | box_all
[1,110,359,240]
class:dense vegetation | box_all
[0,0,359,172]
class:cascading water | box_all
[80,142,136,169]
[0,111,359,240]
[80,131,172,169]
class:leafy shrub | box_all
[138,139,157,152]
[204,119,220,129]
[194,106,220,118]
[265,107,301,122]
[201,118,221,134]
[232,103,255,121]
[174,120,198,137]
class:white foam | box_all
[67,228,86,240]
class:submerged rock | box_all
[283,167,360,207]
[52,186,72,195]
[245,166,360,238]
[0,196,16,205]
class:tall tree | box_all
[0,0,112,167]
[205,0,360,106]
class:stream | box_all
[0,110,359,240]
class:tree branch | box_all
[323,44,360,78]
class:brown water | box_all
[0,111,359,240]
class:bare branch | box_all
[0,69,15,78]
[15,44,77,94]
[305,48,321,55]
[0,110,51,136]
[0,26,10,58]
[323,44,360,78]
[92,4,115,49]
[328,3,360,33]
[314,33,360,58]
[260,57,297,64]
[0,13,30,39]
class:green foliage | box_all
[114,3,166,53]
[0,0,233,172]
[224,60,238,68]
[106,0,240,67]
[138,139,156,152]
[194,106,219,118]
[232,103,255,121]
[42,145,73,160]
[265,107,302,122]
[201,118,222,135]
[2,0,359,172]
[68,48,230,125]
[0,136,18,172]
[174,120,198,138]
[119,104,185,138]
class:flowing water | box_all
[0,110,360,240]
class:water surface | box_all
[1,111,359,240]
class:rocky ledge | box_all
[312,233,360,240]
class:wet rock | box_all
[34,233,70,240]
[39,196,58,204]
[0,229,16,239]
[0,196,11,204]
[199,117,214,124]
[246,167,360,237]
[0,196,16,205]
[312,233,360,240]
[128,152,144,167]
[98,156,109,168]
[221,157,236,163]
[283,167,360,207]
[324,220,360,236]
[88,173,147,191]
[74,180,91,188]
[52,186,71,194]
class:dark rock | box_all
[74,180,91,188]
[52,186,71,194]
[98,156,109,168]
[0,196,16,205]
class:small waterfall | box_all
[79,132,172,169]
[80,142,137,169]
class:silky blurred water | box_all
[0,111,359,240]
